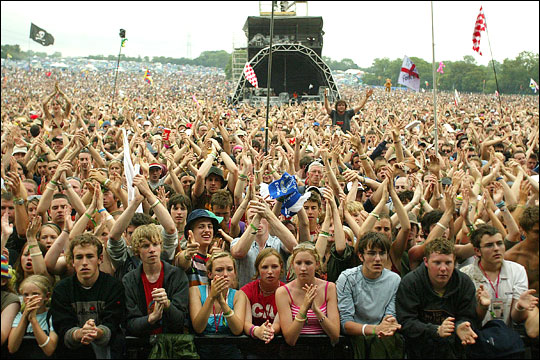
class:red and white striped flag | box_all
[243,62,259,88]
[472,7,486,56]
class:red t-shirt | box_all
[241,279,284,326]
[141,262,165,334]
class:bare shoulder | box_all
[504,242,524,261]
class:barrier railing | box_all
[11,334,353,359]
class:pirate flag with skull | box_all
[29,23,54,46]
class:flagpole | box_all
[483,11,503,115]
[111,34,125,110]
[264,1,275,155]
[431,1,438,153]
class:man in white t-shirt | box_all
[461,225,538,327]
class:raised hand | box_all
[516,289,539,312]
[476,284,491,308]
[26,216,42,240]
[1,211,13,239]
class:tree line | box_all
[360,52,539,95]
[2,44,538,95]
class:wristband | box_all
[294,315,307,323]
[369,212,380,221]
[62,229,70,234]
[223,310,235,318]
[150,199,161,209]
[361,324,368,337]
[372,326,377,336]
[28,244,38,250]
[85,213,97,227]
[30,252,42,257]
[13,198,25,205]
[98,208,107,214]
[104,179,111,187]
[496,176,503,181]
[250,325,257,339]
[106,215,114,221]
[38,336,50,348]
[495,201,505,209]
[297,312,307,320]
[250,223,258,233]
[436,222,448,231]
[50,180,59,186]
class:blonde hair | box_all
[131,224,162,255]
[290,242,321,272]
[343,226,355,245]
[19,275,53,305]
[206,251,237,275]
[346,201,364,215]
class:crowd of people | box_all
[1,63,539,359]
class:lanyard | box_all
[478,262,501,298]
[212,304,223,333]
[211,288,229,333]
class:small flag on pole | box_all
[143,69,153,85]
[472,7,486,56]
[454,89,461,107]
[397,56,420,92]
[192,94,200,107]
[530,78,539,93]
[437,61,445,74]
[121,39,128,47]
[29,23,54,46]
[243,62,259,88]
[6,53,12,59]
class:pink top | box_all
[283,282,329,334]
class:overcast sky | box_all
[1,1,538,68]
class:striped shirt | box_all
[186,252,209,287]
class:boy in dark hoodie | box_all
[396,237,478,358]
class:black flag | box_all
[29,23,54,46]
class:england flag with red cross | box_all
[398,56,420,92]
